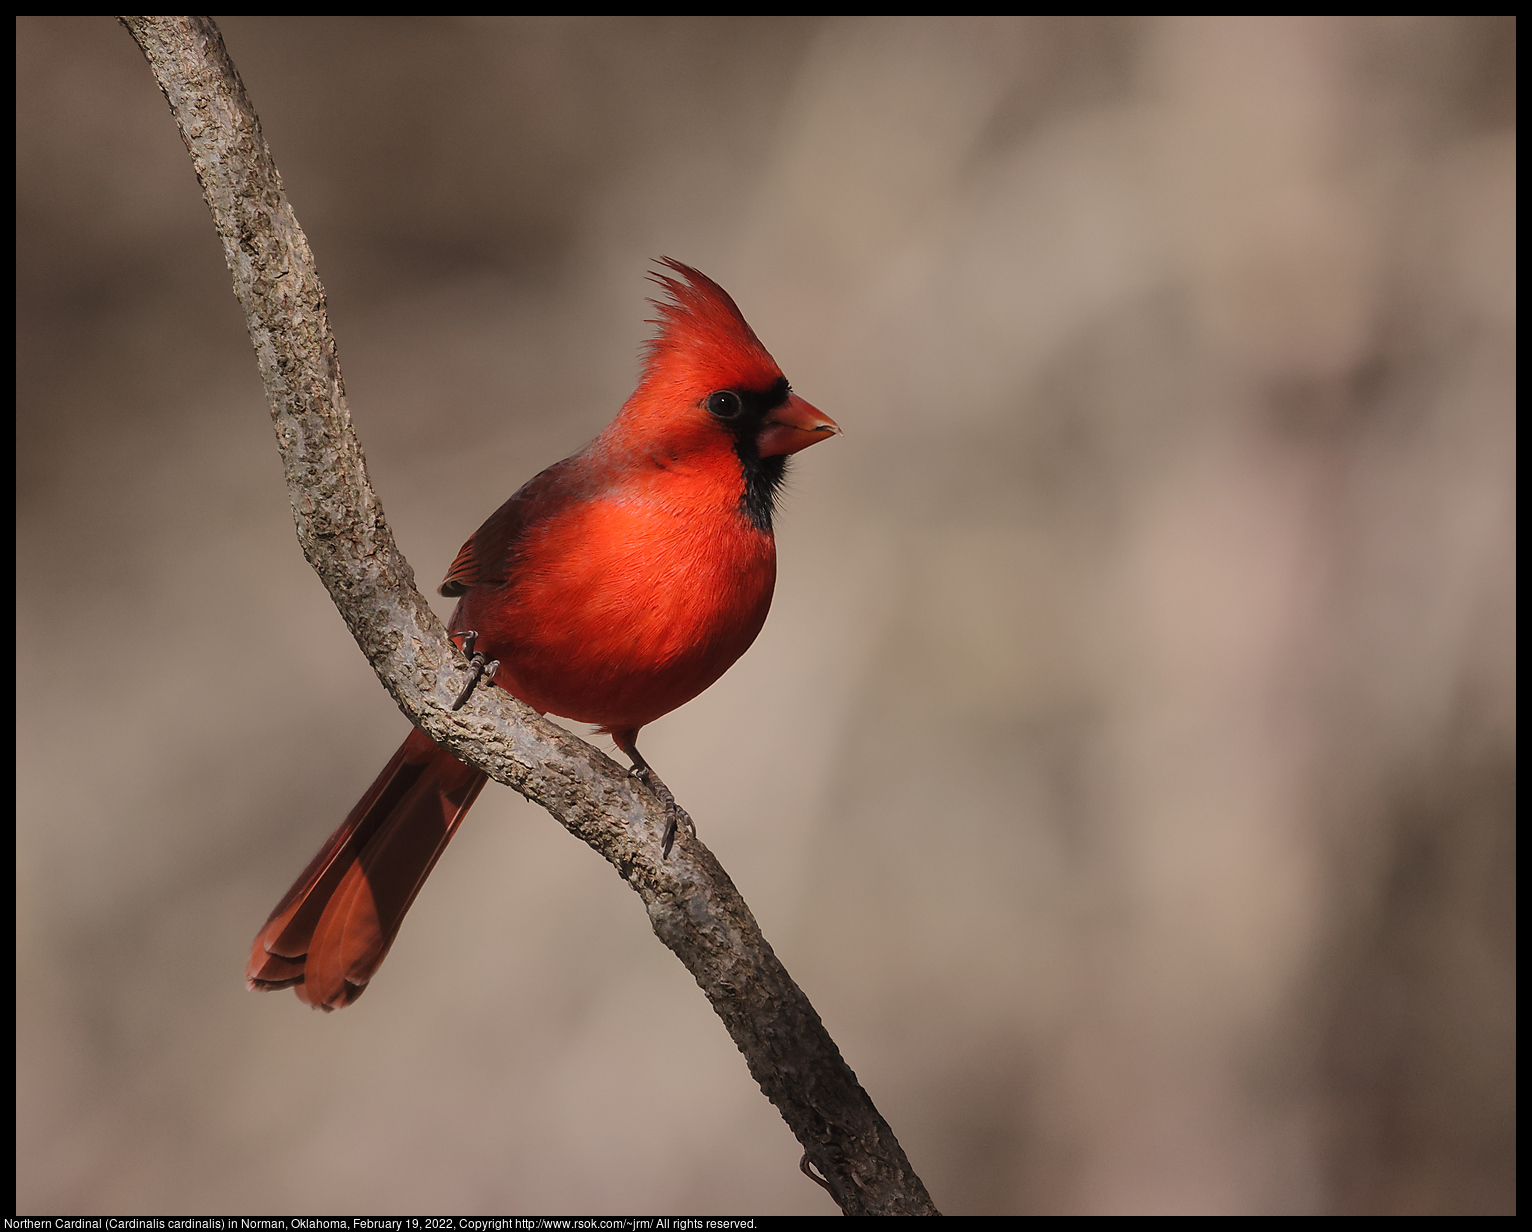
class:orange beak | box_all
[756,393,841,458]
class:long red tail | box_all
[246,727,488,1010]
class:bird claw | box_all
[614,733,695,859]
[448,631,498,710]
[660,801,692,860]
[632,765,692,859]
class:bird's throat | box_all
[735,445,787,533]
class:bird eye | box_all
[706,390,743,419]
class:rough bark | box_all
[118,15,938,1216]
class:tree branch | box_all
[118,15,938,1217]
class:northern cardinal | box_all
[247,260,840,1010]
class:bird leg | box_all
[612,730,692,858]
[448,630,499,711]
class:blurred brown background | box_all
[16,16,1515,1216]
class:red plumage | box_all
[247,261,838,1009]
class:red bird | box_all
[246,260,840,1010]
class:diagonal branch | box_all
[118,15,938,1217]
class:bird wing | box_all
[438,454,595,596]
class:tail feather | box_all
[247,727,488,1011]
[252,733,432,967]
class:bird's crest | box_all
[639,258,783,393]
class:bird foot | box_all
[631,765,693,858]
[448,630,499,711]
